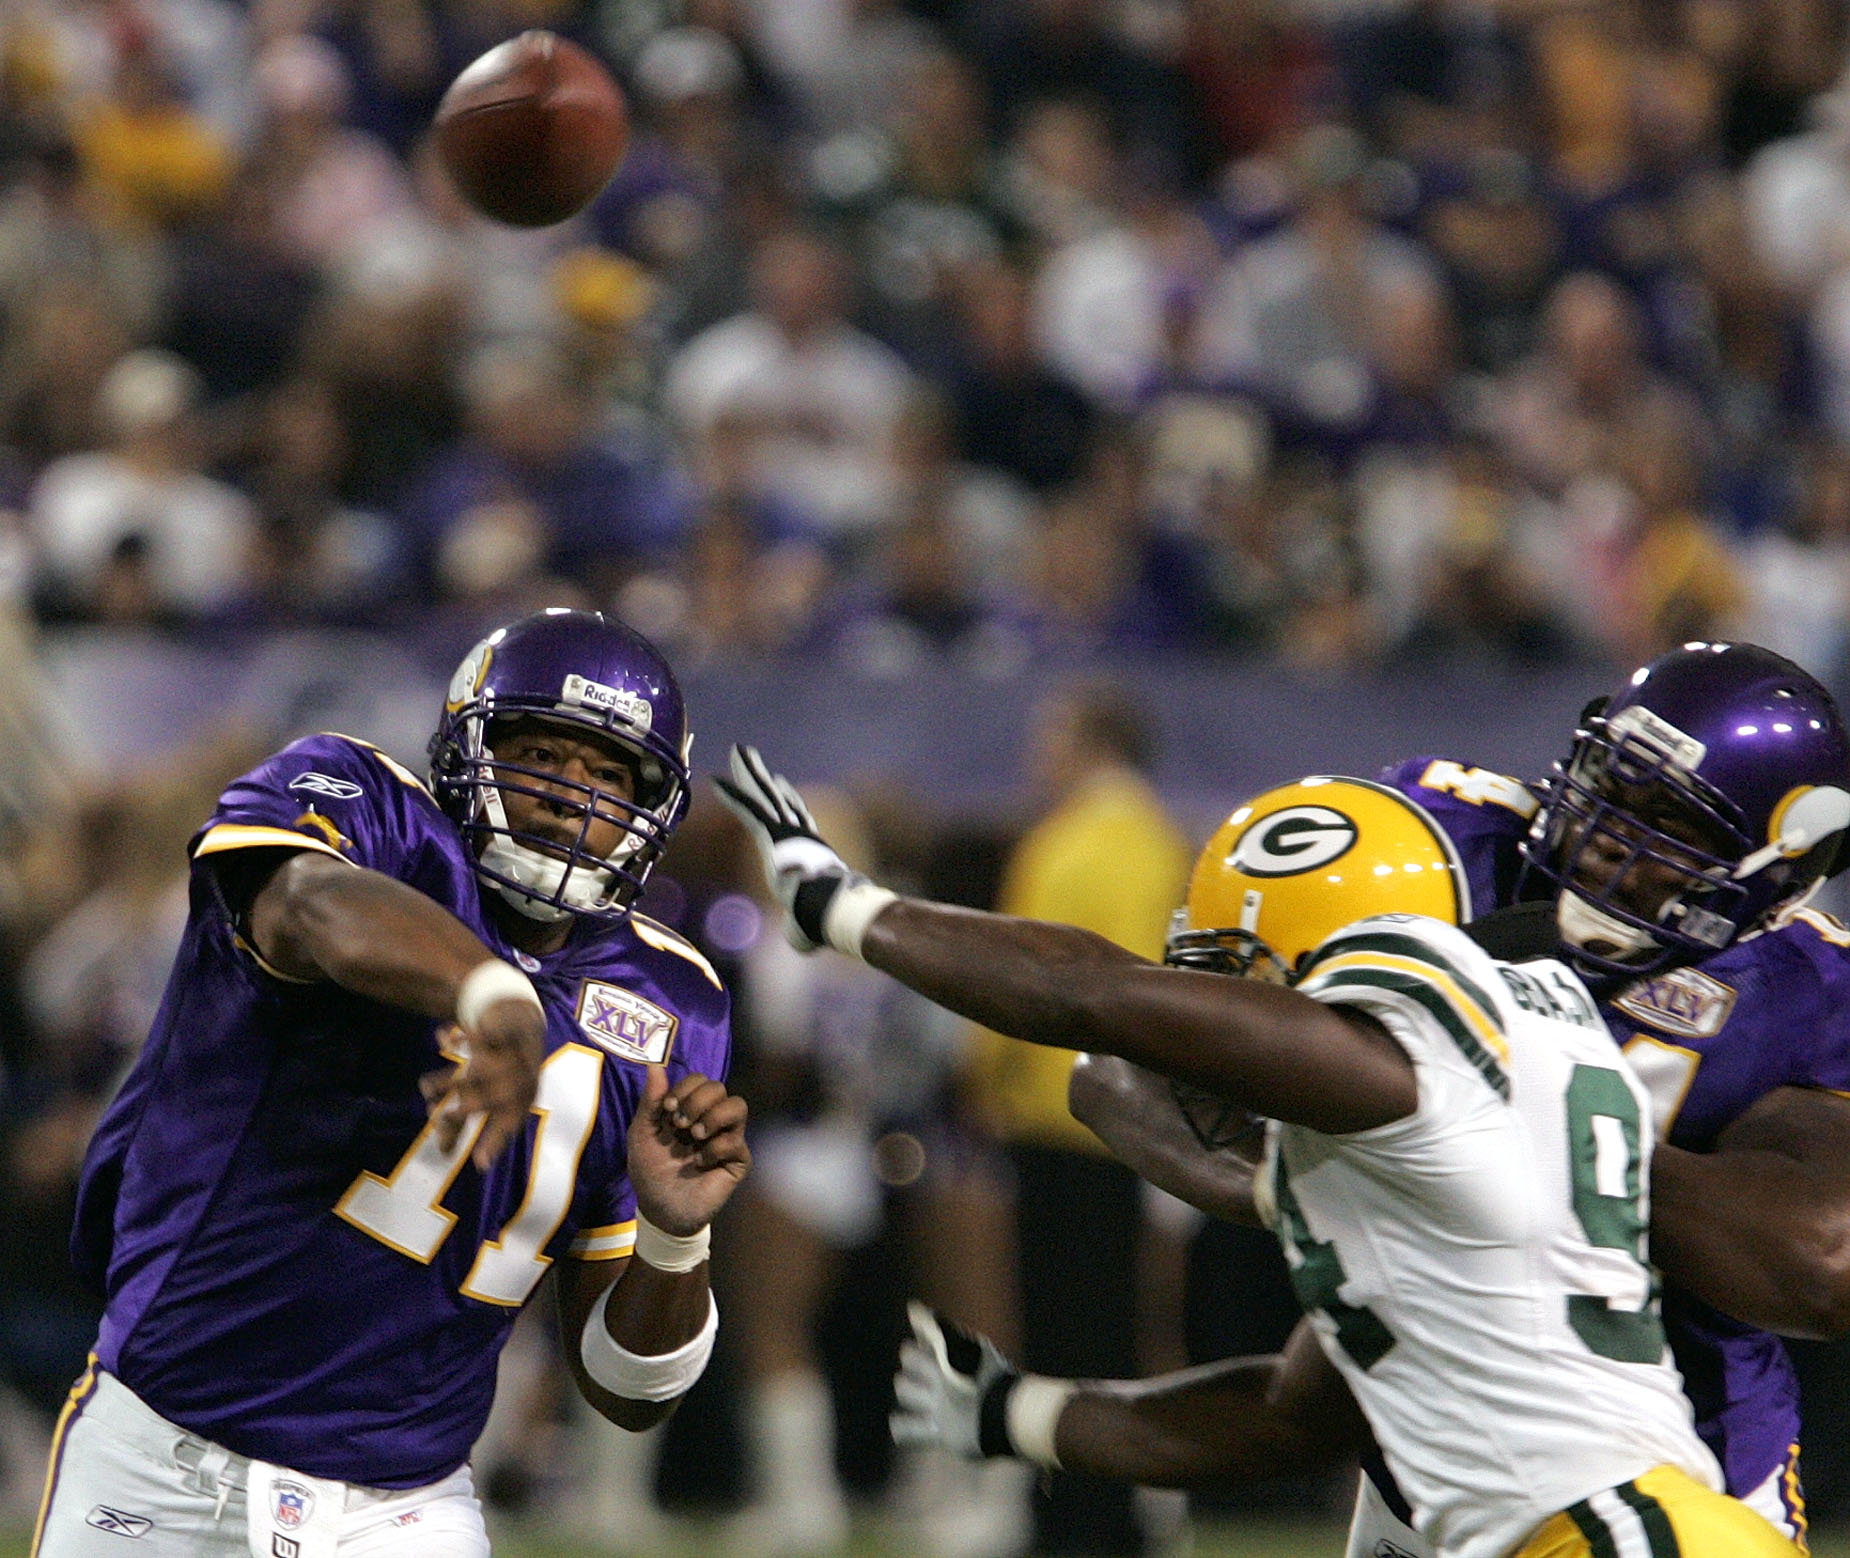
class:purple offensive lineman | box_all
[913,642,1850,1555]
[33,608,749,1557]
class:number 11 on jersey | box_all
[337,1044,606,1306]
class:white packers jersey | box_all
[1264,913,1722,1558]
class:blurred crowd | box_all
[0,0,1847,679]
[9,0,1850,1547]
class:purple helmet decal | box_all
[429,608,692,921]
[1522,642,1850,977]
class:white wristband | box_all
[633,1213,710,1274]
[456,958,542,1031]
[823,881,899,960]
[1006,1375,1075,1471]
[580,1286,719,1402]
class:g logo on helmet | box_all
[1229,806,1359,877]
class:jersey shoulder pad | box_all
[1297,914,1512,1100]
[630,913,725,992]
[1382,756,1540,821]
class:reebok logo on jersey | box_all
[1229,805,1358,877]
[85,1506,153,1537]
[1373,1544,1419,1558]
[1612,967,1736,1038]
[287,772,365,801]
[577,981,678,1064]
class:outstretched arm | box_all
[715,748,1417,1136]
[1068,1055,1265,1226]
[1651,1086,1850,1339]
[893,1305,1367,1489]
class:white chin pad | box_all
[1556,892,1659,963]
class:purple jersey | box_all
[71,734,732,1488]
[1387,755,1850,1522]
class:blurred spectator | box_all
[160,179,322,403]
[1366,432,1576,667]
[1030,151,1221,413]
[1743,75,1850,297]
[1417,149,1561,375]
[298,250,467,510]
[27,348,257,621]
[1193,123,1440,444]
[71,42,233,234]
[1179,0,1330,164]
[0,131,164,348]
[827,46,1014,376]
[798,0,941,139]
[956,678,1193,1558]
[235,375,401,623]
[958,0,1214,187]
[0,277,135,471]
[1487,269,1707,497]
[995,96,1121,253]
[399,339,694,602]
[1736,439,1850,683]
[945,258,1096,494]
[242,31,419,275]
[664,225,914,553]
[599,24,758,290]
[1545,397,1746,664]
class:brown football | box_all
[434,31,628,228]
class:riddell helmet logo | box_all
[1230,806,1359,877]
[561,674,653,734]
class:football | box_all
[434,31,628,228]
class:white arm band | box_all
[456,959,542,1030]
[822,881,899,959]
[1005,1375,1075,1471]
[580,1287,719,1403]
[633,1213,710,1273]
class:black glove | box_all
[712,744,896,955]
[890,1301,1022,1460]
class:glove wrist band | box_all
[823,881,898,959]
[981,1372,1071,1469]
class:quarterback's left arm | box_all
[1651,1086,1850,1339]
[558,1066,750,1429]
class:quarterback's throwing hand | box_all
[712,745,896,957]
[890,1301,1021,1461]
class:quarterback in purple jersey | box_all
[34,608,750,1558]
[883,642,1850,1554]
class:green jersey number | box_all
[1273,1156,1395,1370]
[1563,1063,1666,1363]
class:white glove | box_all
[712,744,896,956]
[890,1301,1022,1461]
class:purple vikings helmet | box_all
[429,609,692,921]
[1522,642,1850,978]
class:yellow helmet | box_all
[1168,775,1470,982]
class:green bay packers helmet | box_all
[1168,775,1471,982]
